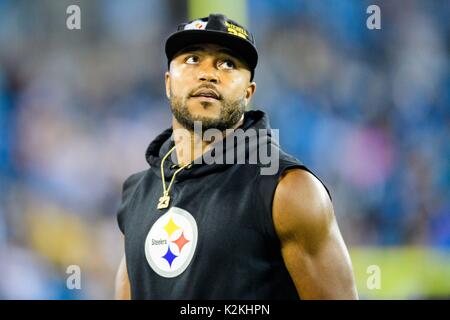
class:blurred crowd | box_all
[0,0,448,299]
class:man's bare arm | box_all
[115,254,131,300]
[273,169,358,299]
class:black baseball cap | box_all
[165,13,258,81]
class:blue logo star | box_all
[161,246,178,268]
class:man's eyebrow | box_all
[175,45,248,68]
[176,46,205,55]
[176,46,239,59]
[216,48,235,57]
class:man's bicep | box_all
[280,216,358,299]
[273,169,358,299]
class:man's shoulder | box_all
[272,168,334,250]
[276,169,330,205]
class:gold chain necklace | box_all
[157,145,190,209]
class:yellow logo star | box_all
[163,217,181,238]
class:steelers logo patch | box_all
[145,207,198,278]
[184,19,207,30]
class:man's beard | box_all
[170,92,246,132]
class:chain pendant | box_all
[157,195,170,209]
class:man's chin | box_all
[186,100,222,118]
[171,96,245,131]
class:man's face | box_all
[165,43,256,131]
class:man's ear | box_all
[165,71,171,100]
[245,82,257,105]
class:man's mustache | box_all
[188,84,222,100]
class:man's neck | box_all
[171,115,244,166]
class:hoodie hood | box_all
[145,110,281,182]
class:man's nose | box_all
[197,63,219,83]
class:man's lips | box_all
[191,95,219,101]
[190,88,221,100]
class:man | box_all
[115,13,358,300]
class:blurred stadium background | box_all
[0,0,449,299]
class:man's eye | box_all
[185,56,199,64]
[219,60,235,70]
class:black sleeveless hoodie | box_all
[117,110,329,299]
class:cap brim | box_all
[165,29,258,71]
